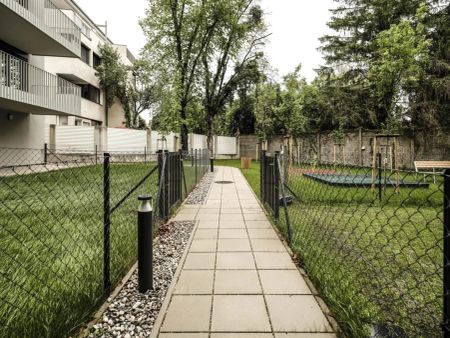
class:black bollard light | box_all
[210,156,214,172]
[137,195,153,293]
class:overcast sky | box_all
[75,0,336,82]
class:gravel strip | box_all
[87,221,195,338]
[185,172,215,204]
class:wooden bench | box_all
[414,161,450,183]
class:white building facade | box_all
[0,0,134,153]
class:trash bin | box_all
[241,157,251,169]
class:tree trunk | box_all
[180,103,189,151]
[206,113,214,155]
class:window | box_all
[75,119,82,126]
[80,44,90,65]
[78,84,100,104]
[59,116,68,126]
[82,121,91,127]
[93,53,102,68]
[14,0,28,10]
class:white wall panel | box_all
[107,128,147,152]
[55,126,95,150]
[216,136,237,155]
[190,133,207,150]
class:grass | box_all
[216,159,443,337]
[0,163,158,338]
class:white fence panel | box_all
[107,128,147,152]
[150,131,179,152]
[55,126,95,150]
[190,133,207,150]
[216,136,237,155]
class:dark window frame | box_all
[78,83,101,104]
[80,44,90,65]
[93,53,102,68]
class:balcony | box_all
[0,50,81,116]
[0,0,81,57]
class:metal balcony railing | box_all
[0,50,81,115]
[0,0,81,57]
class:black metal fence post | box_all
[277,154,292,244]
[195,149,198,183]
[261,150,266,202]
[95,145,98,165]
[137,195,153,293]
[103,153,111,293]
[180,149,188,198]
[157,150,167,220]
[274,151,280,220]
[377,152,382,202]
[444,169,450,337]
[164,151,169,216]
[44,143,48,164]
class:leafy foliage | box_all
[95,44,128,125]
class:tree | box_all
[254,81,282,140]
[201,1,268,151]
[277,65,308,138]
[95,44,128,127]
[141,0,223,150]
[319,0,427,128]
[368,3,431,133]
[119,60,158,129]
[409,2,450,133]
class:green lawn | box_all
[0,163,158,338]
[217,159,443,337]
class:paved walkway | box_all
[151,166,337,338]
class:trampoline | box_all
[304,173,430,188]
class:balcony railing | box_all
[0,0,81,57]
[0,50,81,115]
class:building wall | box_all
[0,111,45,149]
[109,97,126,128]
[239,135,260,160]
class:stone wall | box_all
[292,130,450,169]
[238,130,450,169]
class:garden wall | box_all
[258,130,450,169]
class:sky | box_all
[74,0,336,82]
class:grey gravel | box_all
[87,221,195,338]
[185,172,215,205]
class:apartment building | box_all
[42,1,136,130]
[0,0,134,152]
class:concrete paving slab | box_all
[214,270,261,294]
[266,295,333,332]
[174,270,214,295]
[216,252,255,270]
[259,270,312,294]
[218,239,252,252]
[211,295,271,332]
[160,295,211,332]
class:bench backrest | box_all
[414,161,450,170]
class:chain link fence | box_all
[261,150,449,337]
[0,146,209,338]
